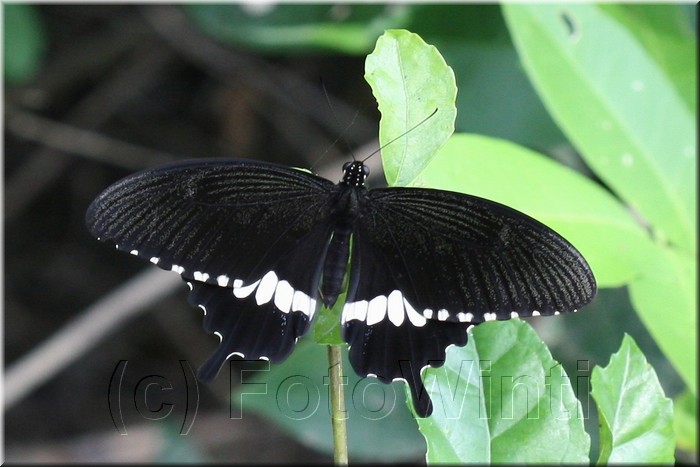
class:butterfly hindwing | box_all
[187,212,338,380]
[342,291,470,417]
[187,281,312,381]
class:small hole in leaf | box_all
[560,10,580,42]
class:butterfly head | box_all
[341,161,369,187]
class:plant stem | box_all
[327,344,348,464]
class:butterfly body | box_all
[87,157,596,417]
[320,162,368,307]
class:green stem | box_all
[327,344,348,464]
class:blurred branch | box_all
[4,43,174,221]
[5,106,177,170]
[4,268,182,410]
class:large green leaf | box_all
[365,29,457,186]
[444,42,567,151]
[413,133,652,289]
[600,4,696,112]
[405,4,569,150]
[628,245,697,395]
[418,320,590,463]
[184,4,412,54]
[502,4,696,254]
[502,0,697,401]
[591,334,675,464]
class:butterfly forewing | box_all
[87,159,336,288]
[353,187,595,320]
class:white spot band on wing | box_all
[292,290,316,318]
[343,291,428,328]
[404,297,426,327]
[217,275,229,287]
[229,271,316,317]
[341,300,368,324]
[387,290,405,326]
[274,280,294,313]
[233,279,260,299]
[193,271,210,282]
[366,295,387,326]
[255,271,278,305]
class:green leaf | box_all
[365,29,457,186]
[3,4,46,85]
[414,133,652,288]
[418,320,590,463]
[591,334,675,464]
[232,339,425,461]
[406,5,569,150]
[628,245,697,395]
[502,4,696,254]
[502,2,697,401]
[673,390,697,453]
[599,4,696,112]
[184,4,413,54]
[313,297,345,345]
[444,42,568,151]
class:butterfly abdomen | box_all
[321,186,365,308]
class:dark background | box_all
[3,4,691,463]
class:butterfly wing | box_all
[342,187,596,416]
[87,158,337,379]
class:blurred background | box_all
[3,3,695,463]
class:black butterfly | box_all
[86,157,596,417]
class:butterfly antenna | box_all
[361,108,438,163]
[311,82,362,170]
